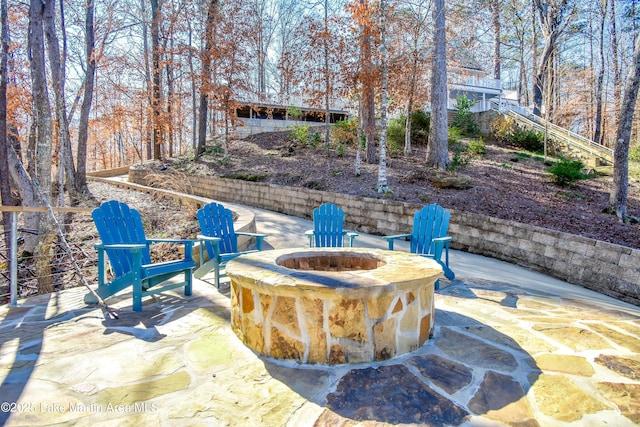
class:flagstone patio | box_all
[1,207,640,426]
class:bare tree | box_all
[43,0,78,201]
[426,0,448,170]
[0,0,13,253]
[609,34,640,221]
[28,0,55,294]
[150,0,163,160]
[609,0,621,129]
[532,0,573,117]
[196,0,218,158]
[492,0,501,80]
[75,0,95,193]
[377,0,390,193]
[593,0,607,145]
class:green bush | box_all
[547,158,588,187]
[448,127,462,146]
[331,118,358,146]
[386,110,430,152]
[509,128,544,152]
[489,116,518,142]
[629,145,640,161]
[467,138,487,156]
[387,117,405,154]
[410,110,430,145]
[447,143,470,172]
[287,106,303,120]
[452,95,480,137]
[288,124,309,145]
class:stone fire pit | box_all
[225,248,443,365]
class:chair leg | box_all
[214,261,221,289]
[132,283,143,312]
[185,270,193,296]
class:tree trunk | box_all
[492,0,501,80]
[76,0,95,192]
[323,0,331,153]
[141,0,152,160]
[150,0,163,161]
[426,0,448,170]
[377,0,390,193]
[165,36,175,158]
[609,34,640,221]
[43,0,78,202]
[593,0,606,145]
[532,0,571,117]
[360,0,376,164]
[187,21,197,150]
[28,0,55,294]
[0,0,14,253]
[609,0,620,131]
[197,0,218,158]
[405,38,419,155]
[531,0,538,110]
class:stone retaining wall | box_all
[129,168,640,306]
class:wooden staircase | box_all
[493,103,614,166]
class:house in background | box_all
[447,47,503,113]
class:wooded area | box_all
[1,0,640,293]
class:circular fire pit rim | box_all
[226,247,443,296]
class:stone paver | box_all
[1,206,639,426]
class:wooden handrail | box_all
[0,206,92,213]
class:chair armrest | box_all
[381,234,412,250]
[236,232,268,251]
[236,232,267,238]
[431,236,452,267]
[196,235,222,243]
[197,235,222,259]
[147,238,196,245]
[305,230,314,247]
[346,232,359,247]
[95,243,147,251]
[146,239,196,261]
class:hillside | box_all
[167,131,640,250]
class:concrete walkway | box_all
[1,204,639,426]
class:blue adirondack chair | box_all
[86,200,196,312]
[383,204,454,285]
[305,203,358,247]
[194,202,267,288]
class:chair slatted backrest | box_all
[313,203,345,247]
[411,204,450,257]
[92,200,152,278]
[197,202,238,257]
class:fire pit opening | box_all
[226,248,443,365]
[276,252,385,271]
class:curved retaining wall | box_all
[129,168,640,306]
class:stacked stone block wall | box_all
[129,168,640,306]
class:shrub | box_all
[387,117,405,154]
[448,127,462,146]
[410,110,430,145]
[467,138,487,156]
[447,143,470,172]
[452,95,480,137]
[547,158,588,187]
[287,106,303,120]
[386,110,430,152]
[629,145,640,161]
[288,124,309,145]
[331,118,358,147]
[489,115,518,142]
[509,128,544,152]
